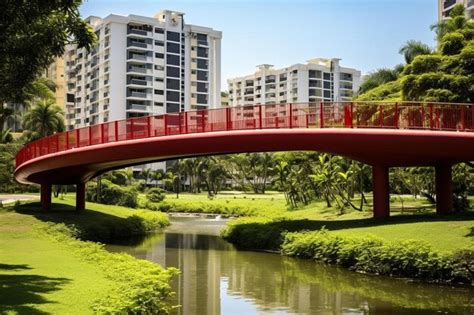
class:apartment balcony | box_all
[127,91,150,98]
[127,53,150,62]
[127,66,152,75]
[127,78,151,86]
[126,103,150,111]
[127,28,149,36]
[127,41,150,49]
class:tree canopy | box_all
[357,4,474,102]
[0,0,96,103]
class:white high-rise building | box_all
[438,0,474,20]
[64,10,222,130]
[227,58,361,106]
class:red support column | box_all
[435,164,453,214]
[372,165,390,219]
[41,184,52,211]
[76,182,86,212]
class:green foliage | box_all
[399,40,433,64]
[0,0,96,103]
[355,80,401,101]
[357,4,474,102]
[38,222,178,314]
[87,179,138,208]
[358,68,401,94]
[439,32,466,55]
[22,99,65,139]
[146,188,166,203]
[0,143,38,193]
[281,230,473,284]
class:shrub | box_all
[146,188,166,203]
[38,222,178,313]
[87,179,138,208]
[280,230,474,284]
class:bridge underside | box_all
[18,129,474,218]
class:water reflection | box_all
[107,217,474,315]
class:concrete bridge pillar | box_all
[76,182,86,212]
[435,164,453,214]
[41,184,52,211]
[372,165,390,219]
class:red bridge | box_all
[14,101,474,218]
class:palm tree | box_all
[430,4,471,41]
[399,40,433,64]
[358,68,400,94]
[141,168,152,187]
[0,128,13,143]
[0,104,14,132]
[22,99,64,139]
[24,77,56,108]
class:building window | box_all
[155,52,164,58]
[154,89,164,95]
[197,94,208,104]
[197,70,208,81]
[197,82,208,93]
[166,91,180,102]
[155,27,164,34]
[155,40,164,46]
[340,73,353,81]
[154,102,164,106]
[166,54,180,66]
[166,42,180,54]
[167,31,181,42]
[166,78,180,90]
[154,65,164,71]
[197,47,208,58]
[155,77,164,82]
[323,72,331,80]
[323,81,331,89]
[166,66,180,78]
[166,103,180,113]
[309,70,322,79]
[197,58,208,69]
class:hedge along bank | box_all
[222,219,474,285]
[38,222,179,314]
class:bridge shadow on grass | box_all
[0,264,69,315]
[14,201,148,245]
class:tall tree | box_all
[399,40,433,64]
[358,68,401,94]
[22,99,65,139]
[0,1,96,104]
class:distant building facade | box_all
[64,10,222,130]
[438,0,474,20]
[227,58,361,106]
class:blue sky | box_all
[80,0,438,88]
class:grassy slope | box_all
[0,196,174,314]
[0,210,114,314]
[153,192,473,252]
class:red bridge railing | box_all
[15,101,474,168]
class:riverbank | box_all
[0,198,178,313]
[142,192,474,284]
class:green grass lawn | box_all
[0,210,115,314]
[0,197,175,314]
[139,190,474,252]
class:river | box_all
[107,216,474,315]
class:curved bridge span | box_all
[15,102,474,218]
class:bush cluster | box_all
[38,222,178,314]
[75,210,169,243]
[146,188,166,203]
[281,230,474,284]
[87,179,138,208]
[146,200,258,216]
